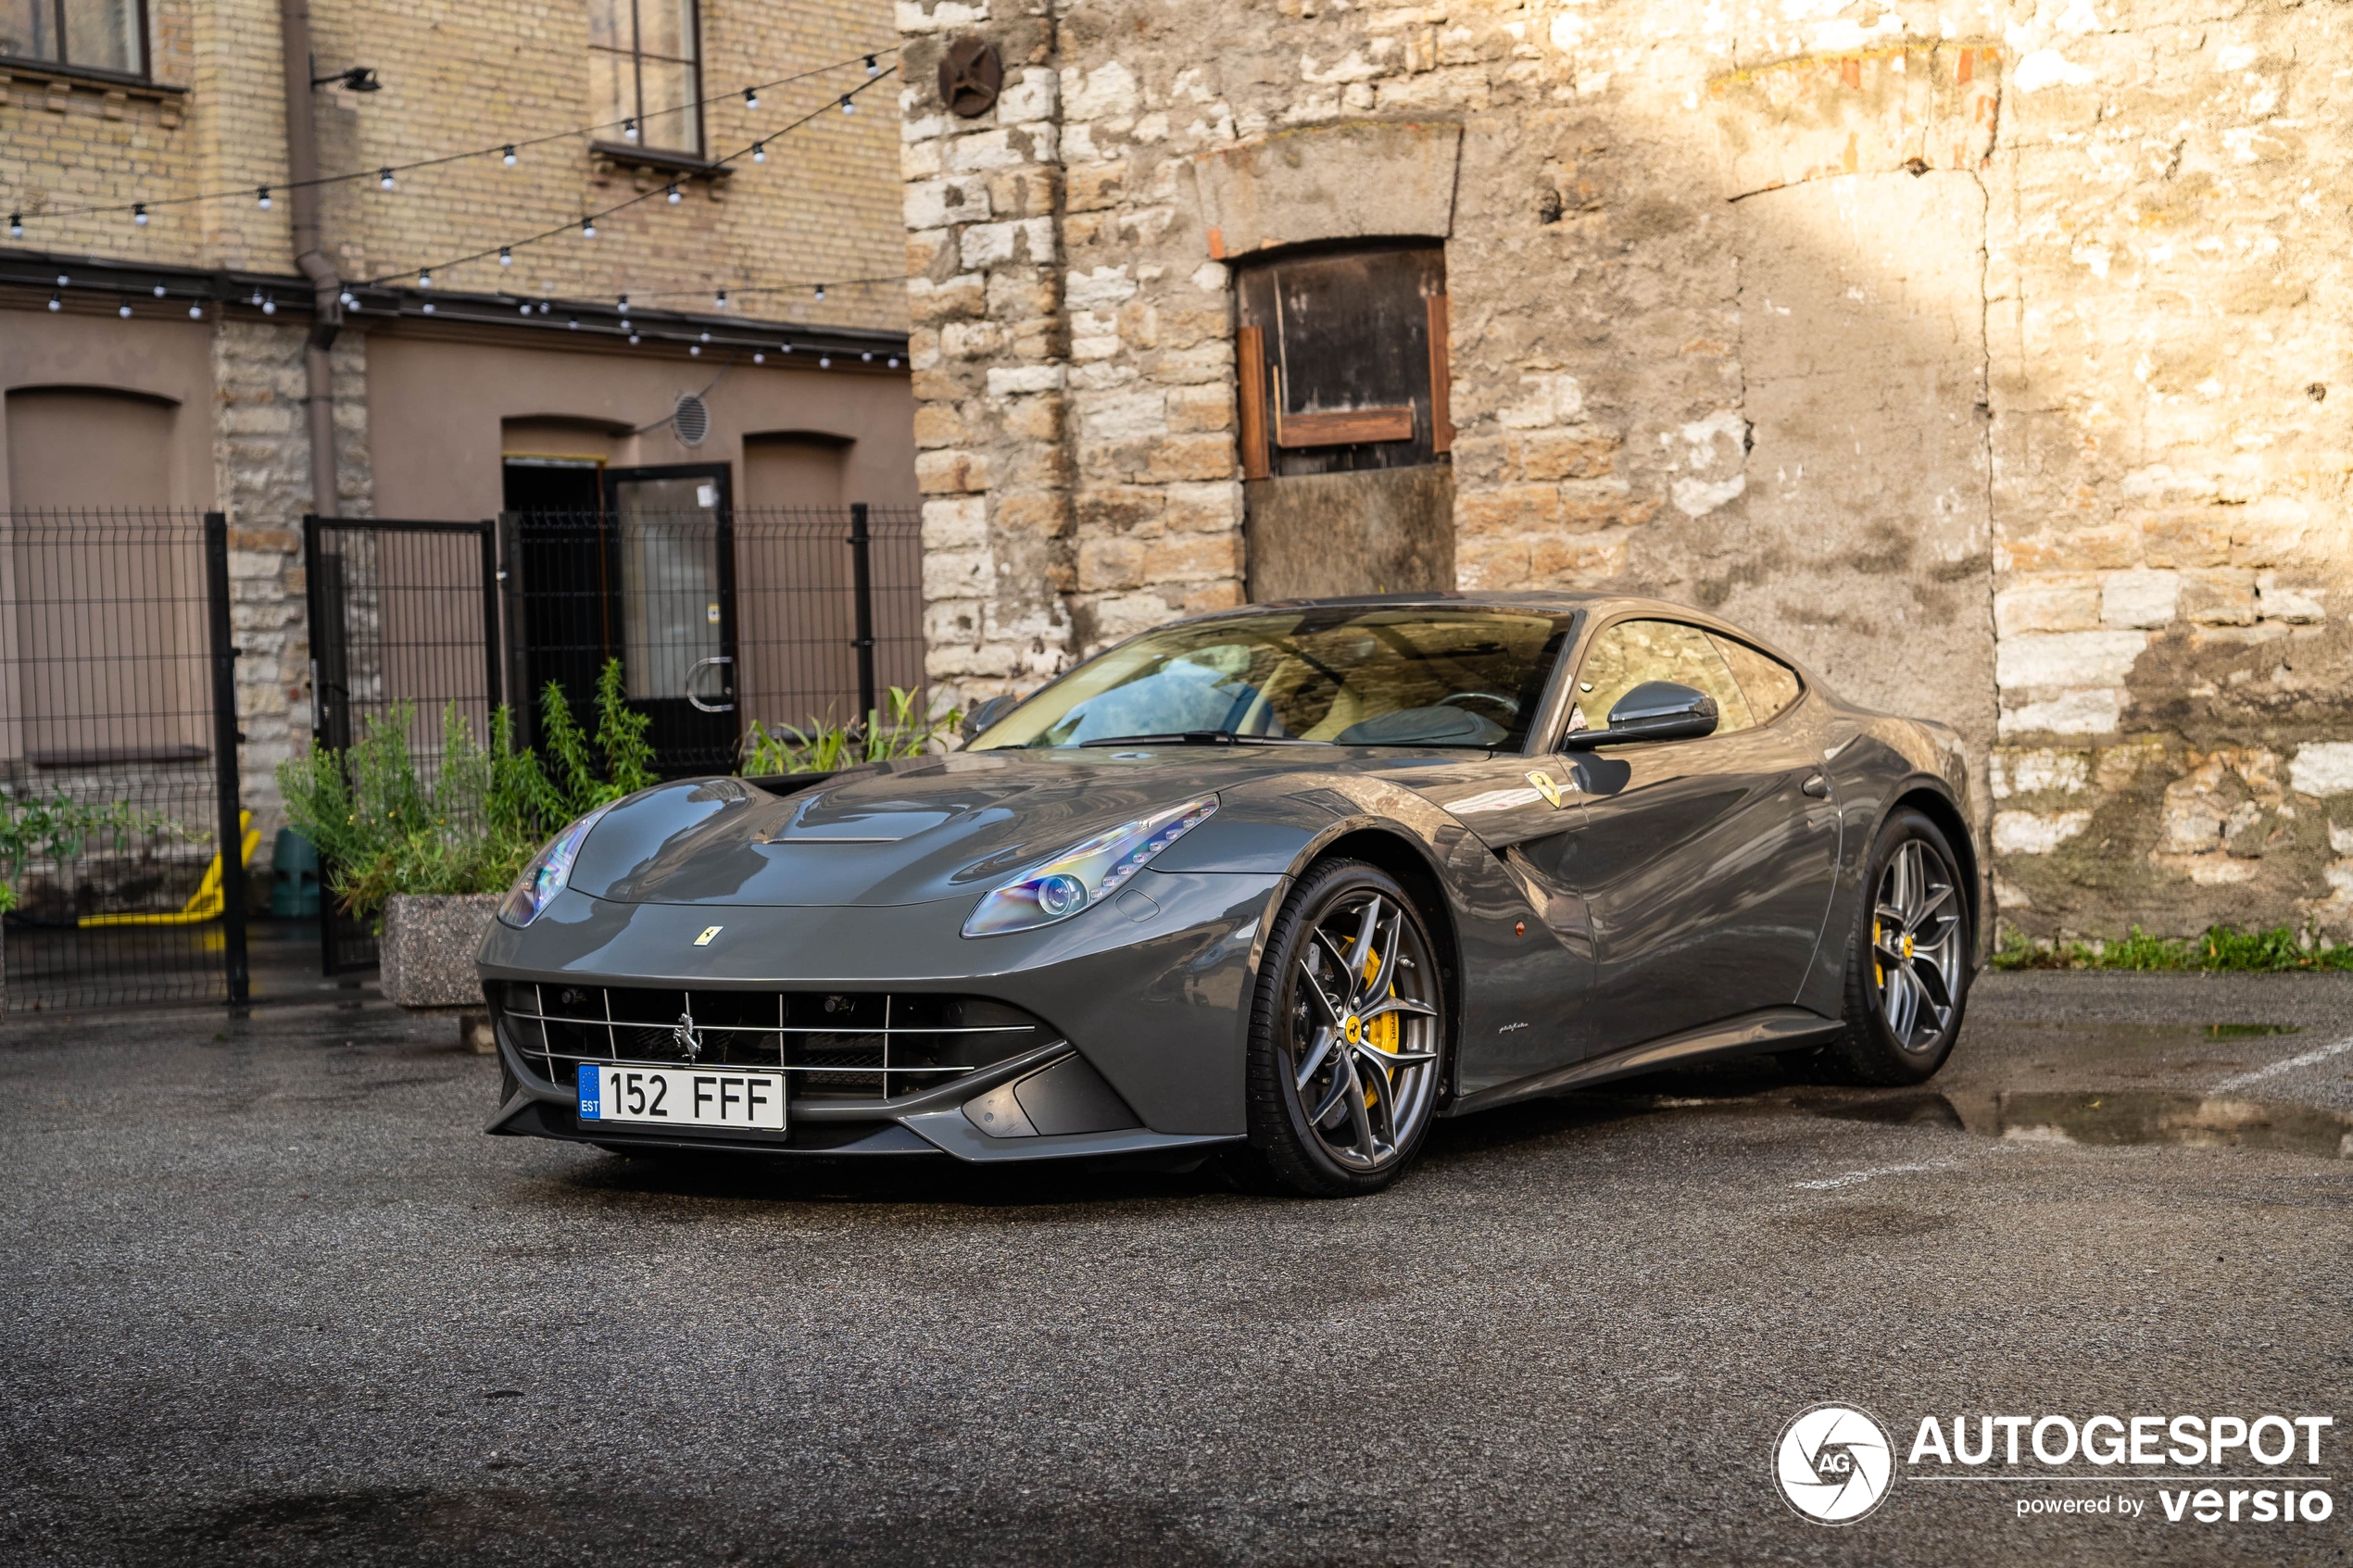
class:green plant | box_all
[276,659,656,921]
[739,685,962,775]
[0,791,187,912]
[1993,922,2353,972]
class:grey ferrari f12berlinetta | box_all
[481,594,1979,1196]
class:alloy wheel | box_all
[1283,889,1441,1171]
[1870,838,1964,1051]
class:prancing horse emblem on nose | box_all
[672,1004,703,1061]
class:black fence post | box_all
[203,512,250,1007]
[849,502,876,722]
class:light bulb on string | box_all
[567,317,579,330]
[119,300,132,317]
[152,283,166,297]
[502,145,517,167]
[418,269,432,289]
[257,186,271,209]
[421,300,435,314]
[665,182,682,205]
[379,169,396,190]
[261,295,276,315]
[628,332,640,344]
[517,302,532,316]
[753,351,765,364]
[582,216,598,238]
[340,289,356,307]
[537,300,549,314]
[887,356,900,368]
[714,288,728,309]
[188,301,204,319]
[9,215,22,239]
[814,283,826,301]
[47,293,61,311]
[819,355,831,369]
[132,203,147,225]
[862,351,873,362]
[744,86,760,109]
[751,142,765,163]
[689,344,701,357]
[865,55,879,74]
[698,331,711,343]
[623,118,638,143]
[839,94,854,114]
[498,246,512,267]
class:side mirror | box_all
[961,693,1019,743]
[1564,681,1718,749]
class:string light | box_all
[887,356,900,368]
[865,55,879,74]
[751,142,766,163]
[567,317,579,330]
[257,186,271,209]
[537,300,550,314]
[379,169,396,190]
[418,269,433,288]
[152,283,166,297]
[689,343,701,356]
[862,351,873,361]
[118,300,132,316]
[581,216,597,238]
[617,294,629,311]
[839,94,855,114]
[714,288,728,308]
[666,182,682,205]
[339,289,357,306]
[753,350,765,363]
[48,293,60,311]
[628,332,640,344]
[8,214,21,239]
[814,283,826,301]
[698,331,711,343]
[623,118,638,143]
[517,302,532,316]
[818,355,831,368]
[261,295,277,315]
[497,246,511,267]
[188,301,204,319]
[502,145,517,166]
[132,203,147,225]
[421,300,435,313]
[745,86,760,109]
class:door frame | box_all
[602,460,739,769]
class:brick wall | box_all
[893,0,2353,944]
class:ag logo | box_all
[1775,1403,1895,1524]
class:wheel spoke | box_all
[1361,910,1405,1007]
[1341,1057,1379,1160]
[1295,1023,1338,1089]
[1905,882,1953,934]
[1910,953,1956,1020]
[1361,995,1438,1022]
[1360,1049,1399,1142]
[1308,1067,1353,1128]
[1357,1040,1437,1068]
[1347,897,1383,996]
[1883,963,1918,1040]
[1311,927,1355,981]
[1298,960,1344,1027]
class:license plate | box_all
[576,1063,786,1131]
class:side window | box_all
[1707,633,1803,724]
[1567,620,1755,741]
[589,0,703,157]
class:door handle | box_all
[686,655,736,714]
[1801,773,1831,798]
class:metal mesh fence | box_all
[307,518,502,974]
[0,510,239,1012]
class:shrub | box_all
[740,686,961,775]
[1993,923,2353,972]
[0,792,189,914]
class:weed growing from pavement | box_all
[1994,923,2353,972]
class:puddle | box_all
[1817,1091,2353,1159]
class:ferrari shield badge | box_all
[1524,770,1567,809]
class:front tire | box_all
[1817,808,1971,1085]
[1231,860,1448,1197]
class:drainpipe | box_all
[278,0,342,518]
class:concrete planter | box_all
[379,893,499,1010]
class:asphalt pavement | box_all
[3,973,2349,1566]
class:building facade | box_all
[3,0,916,808]
[896,0,2353,944]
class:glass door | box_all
[603,463,739,774]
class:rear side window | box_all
[1707,633,1803,723]
[1567,619,1756,739]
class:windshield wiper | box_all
[1076,731,1324,747]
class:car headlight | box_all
[962,795,1217,937]
[497,805,612,928]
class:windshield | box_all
[971,607,1575,750]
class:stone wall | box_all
[894,0,2353,943]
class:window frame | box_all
[1549,610,1809,751]
[585,0,705,162]
[4,0,152,82]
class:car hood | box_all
[566,747,1360,908]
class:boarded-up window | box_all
[1234,245,1450,480]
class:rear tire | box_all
[1815,808,1971,1085]
[1227,859,1449,1198]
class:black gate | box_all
[0,510,247,1011]
[304,516,502,974]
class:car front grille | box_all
[491,983,1059,1102]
